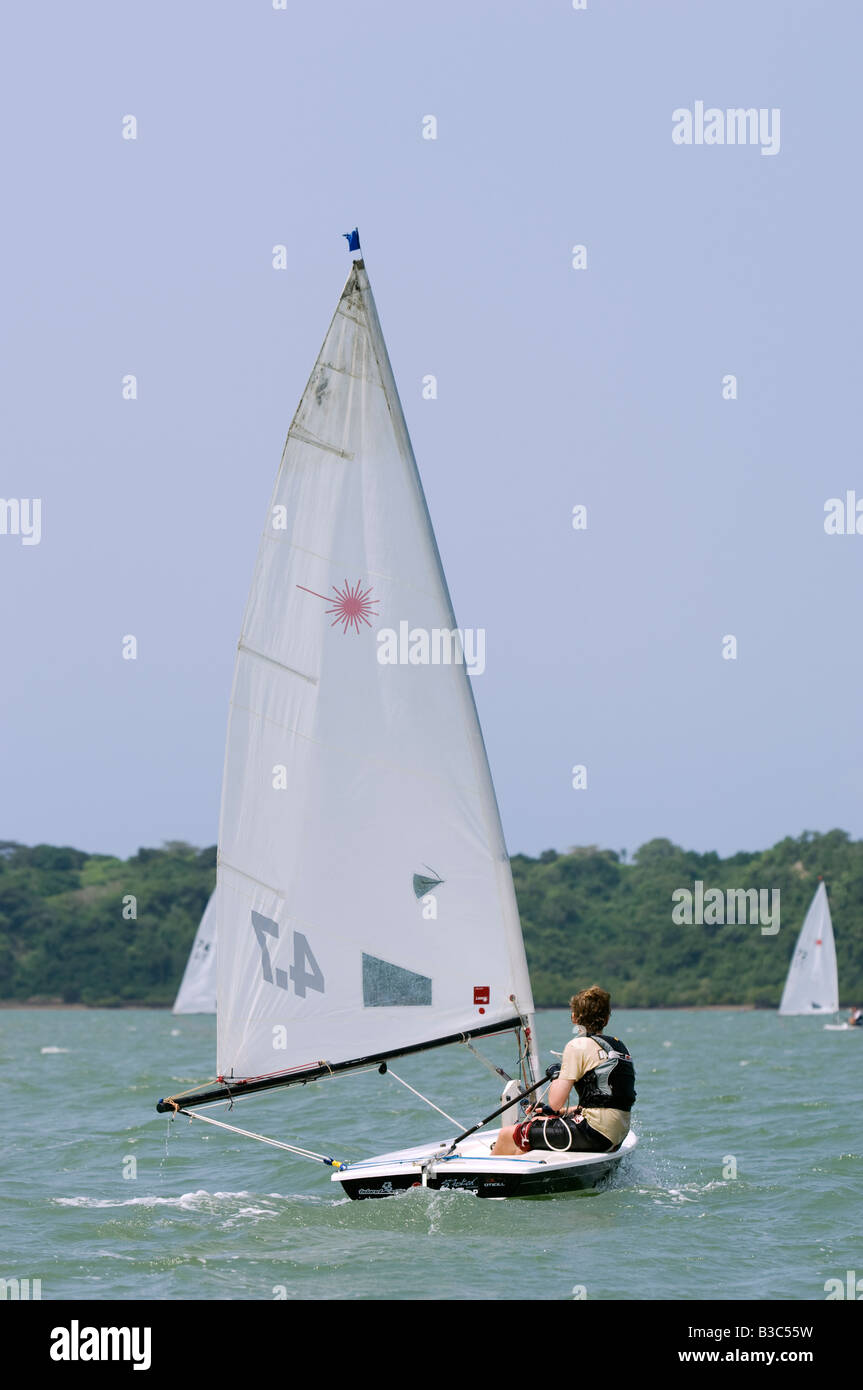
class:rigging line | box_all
[509,995,538,1086]
[173,1107,347,1170]
[517,1028,533,1092]
[384,1068,464,1129]
[461,1037,511,1083]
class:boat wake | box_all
[52,1190,329,1213]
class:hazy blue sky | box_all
[1,0,860,862]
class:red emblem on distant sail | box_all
[474,985,490,1005]
[296,579,379,634]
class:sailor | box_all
[492,985,635,1156]
[849,1007,863,1027]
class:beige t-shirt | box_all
[560,1035,631,1146]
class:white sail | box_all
[215,259,535,1083]
[173,891,217,1014]
[778,881,838,1015]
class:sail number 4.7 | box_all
[251,912,325,997]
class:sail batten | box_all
[210,259,536,1087]
[237,642,319,683]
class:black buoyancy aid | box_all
[574,1034,637,1111]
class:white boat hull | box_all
[333,1128,638,1200]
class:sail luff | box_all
[354,261,538,1074]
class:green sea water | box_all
[2,1008,860,1302]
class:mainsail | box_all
[778,880,839,1015]
[168,257,535,1108]
[172,891,217,1014]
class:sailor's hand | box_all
[545,1063,561,1080]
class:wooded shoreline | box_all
[2,831,861,1008]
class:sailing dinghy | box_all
[778,879,849,1029]
[155,240,637,1198]
[172,891,217,1015]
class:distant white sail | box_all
[215,260,535,1082]
[778,881,838,1015]
[173,892,217,1014]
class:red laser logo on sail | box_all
[296,579,378,634]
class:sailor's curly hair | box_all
[569,985,611,1034]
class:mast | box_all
[354,252,539,1081]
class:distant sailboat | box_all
[778,879,840,1021]
[155,241,636,1197]
[172,892,217,1015]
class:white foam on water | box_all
[54,1190,255,1210]
[40,1046,69,1054]
[53,1189,333,1213]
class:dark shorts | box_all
[512,1113,616,1155]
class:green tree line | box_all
[0,831,860,1007]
